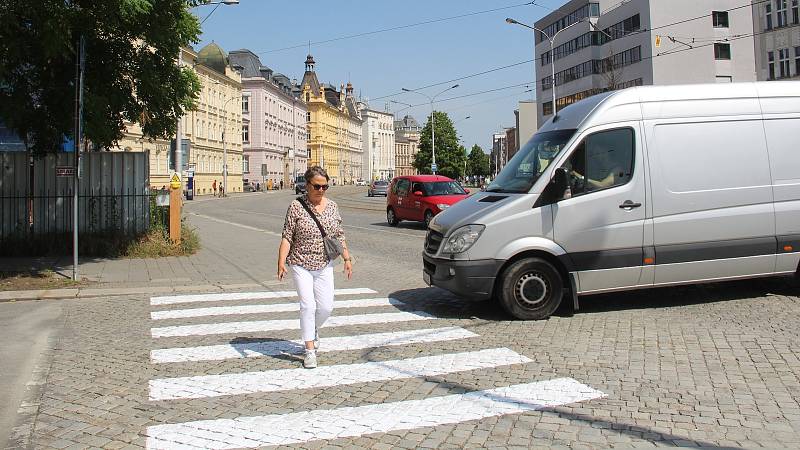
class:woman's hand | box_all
[343,259,353,280]
[277,262,288,281]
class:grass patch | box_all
[0,270,89,291]
[123,224,200,258]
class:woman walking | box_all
[278,166,353,368]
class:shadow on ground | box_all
[389,276,800,321]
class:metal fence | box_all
[0,151,151,239]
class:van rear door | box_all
[551,123,649,293]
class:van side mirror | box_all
[552,168,569,198]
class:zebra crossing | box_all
[144,287,605,449]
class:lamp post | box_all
[506,17,589,118]
[220,95,239,197]
[401,84,459,175]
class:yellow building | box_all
[300,55,363,183]
[116,44,244,195]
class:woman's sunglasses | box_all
[310,183,329,191]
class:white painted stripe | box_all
[146,378,605,449]
[150,326,477,363]
[150,288,376,306]
[150,311,435,338]
[149,348,530,401]
[151,297,404,320]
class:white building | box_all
[533,0,756,125]
[514,100,538,148]
[361,108,396,181]
[229,49,308,189]
[751,0,800,81]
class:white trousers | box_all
[290,263,335,342]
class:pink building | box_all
[230,50,308,189]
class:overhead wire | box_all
[254,1,539,55]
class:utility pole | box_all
[72,34,85,281]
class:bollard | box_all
[169,173,182,244]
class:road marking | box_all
[150,326,477,363]
[151,297,404,320]
[150,310,435,338]
[146,378,605,448]
[189,212,283,237]
[150,288,376,306]
[149,348,530,400]
[236,209,424,238]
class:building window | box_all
[779,48,791,78]
[777,0,788,27]
[793,0,799,24]
[243,155,249,173]
[306,111,311,122]
[714,43,731,60]
[769,51,776,79]
[242,96,249,113]
[242,124,249,143]
[305,93,310,102]
[766,3,773,29]
[795,46,800,76]
[712,11,729,28]
[543,101,553,116]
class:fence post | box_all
[169,181,181,244]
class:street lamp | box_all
[220,95,239,197]
[453,115,471,126]
[506,17,590,118]
[401,84,459,175]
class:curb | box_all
[0,281,289,302]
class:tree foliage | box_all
[413,111,466,179]
[0,0,203,155]
[466,144,490,177]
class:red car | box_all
[386,175,470,227]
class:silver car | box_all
[368,180,389,197]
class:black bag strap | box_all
[297,196,328,238]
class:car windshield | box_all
[422,181,466,196]
[486,129,576,193]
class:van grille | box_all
[425,230,444,254]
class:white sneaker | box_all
[303,350,317,369]
[313,328,320,350]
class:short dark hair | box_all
[304,166,329,183]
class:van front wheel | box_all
[497,258,563,320]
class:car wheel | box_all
[424,210,434,228]
[387,208,399,226]
[497,257,563,320]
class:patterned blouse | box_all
[281,196,346,271]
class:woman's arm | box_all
[332,204,353,280]
[277,238,290,280]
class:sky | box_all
[192,0,564,152]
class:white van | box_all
[423,82,800,320]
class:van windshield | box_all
[486,129,576,193]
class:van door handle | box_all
[619,200,642,210]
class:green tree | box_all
[413,111,466,179]
[467,144,490,177]
[0,0,202,155]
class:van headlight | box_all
[441,225,485,254]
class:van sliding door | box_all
[645,116,776,285]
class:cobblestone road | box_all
[11,188,800,449]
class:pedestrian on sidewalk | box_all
[219,183,224,197]
[212,179,217,197]
[277,166,353,369]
